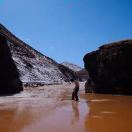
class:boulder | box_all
[0,34,23,95]
[83,40,132,95]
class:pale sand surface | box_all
[0,82,132,132]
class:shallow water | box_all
[83,94,132,132]
[0,87,132,132]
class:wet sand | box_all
[0,84,132,132]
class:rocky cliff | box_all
[58,64,79,81]
[84,40,132,95]
[0,24,78,84]
[77,69,89,81]
[62,62,89,81]
[0,34,23,95]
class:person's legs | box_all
[74,91,79,101]
[72,91,75,100]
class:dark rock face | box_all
[58,64,79,81]
[76,69,89,81]
[61,62,89,81]
[84,40,132,95]
[0,34,23,95]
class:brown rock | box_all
[84,40,132,95]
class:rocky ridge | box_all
[0,24,78,85]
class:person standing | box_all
[71,79,79,101]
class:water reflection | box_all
[0,105,44,132]
[83,94,132,132]
[71,101,80,125]
[0,93,132,132]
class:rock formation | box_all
[61,62,82,71]
[0,24,79,84]
[58,64,79,81]
[76,69,89,81]
[84,40,132,95]
[0,34,23,95]
[61,62,89,81]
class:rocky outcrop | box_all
[84,40,132,95]
[0,24,68,84]
[0,24,78,84]
[58,64,79,82]
[76,69,89,81]
[61,62,89,81]
[0,34,23,95]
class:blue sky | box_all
[0,0,132,67]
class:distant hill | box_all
[62,62,89,81]
[61,62,82,72]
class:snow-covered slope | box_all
[0,24,74,84]
[62,62,82,72]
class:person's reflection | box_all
[71,101,80,125]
